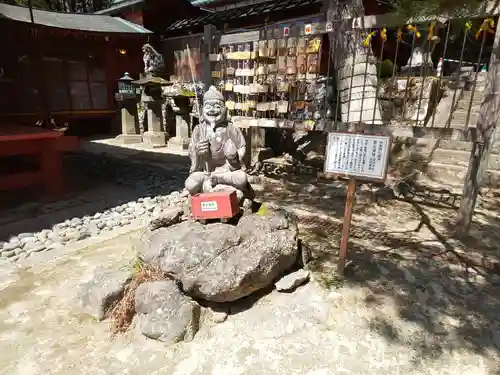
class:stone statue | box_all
[401,47,433,74]
[142,43,165,74]
[185,86,254,201]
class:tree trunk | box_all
[325,0,383,125]
[456,24,500,233]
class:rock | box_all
[48,230,64,242]
[43,239,54,247]
[148,206,184,232]
[27,245,46,253]
[55,222,68,230]
[1,249,17,258]
[70,218,82,227]
[211,184,245,202]
[77,268,133,321]
[106,220,120,228]
[135,280,200,344]
[3,241,20,252]
[35,230,52,243]
[139,209,298,302]
[65,229,83,241]
[120,218,131,226]
[275,269,310,292]
[243,198,253,211]
[96,221,106,230]
[14,247,25,255]
[19,236,36,245]
[21,240,41,251]
[135,207,146,216]
[202,306,228,324]
[17,232,34,240]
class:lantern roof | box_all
[119,72,135,81]
[132,74,170,86]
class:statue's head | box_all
[142,43,153,54]
[202,86,226,125]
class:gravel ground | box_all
[0,150,189,262]
[0,149,499,374]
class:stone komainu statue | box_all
[142,43,165,74]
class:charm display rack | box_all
[210,22,334,132]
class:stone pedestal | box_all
[114,95,142,144]
[143,131,168,148]
[142,100,167,148]
[167,97,191,151]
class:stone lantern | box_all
[132,75,169,148]
[114,72,141,144]
[117,72,135,97]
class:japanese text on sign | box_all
[201,201,218,212]
[324,132,391,181]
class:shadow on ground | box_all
[258,173,500,367]
[0,141,191,241]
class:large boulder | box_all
[76,267,132,321]
[135,280,201,344]
[138,209,299,302]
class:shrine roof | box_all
[0,3,153,34]
[95,0,202,15]
[94,0,144,15]
[165,0,322,32]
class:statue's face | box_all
[142,45,150,53]
[202,99,226,125]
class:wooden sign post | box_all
[324,132,391,275]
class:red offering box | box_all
[190,191,240,220]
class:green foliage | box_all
[120,256,146,275]
[387,0,485,18]
[377,59,397,78]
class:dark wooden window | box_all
[43,57,108,112]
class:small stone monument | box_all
[185,86,255,206]
[167,96,191,152]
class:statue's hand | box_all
[196,139,210,156]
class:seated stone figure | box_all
[185,86,254,201]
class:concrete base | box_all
[142,131,167,148]
[167,136,190,151]
[114,134,143,145]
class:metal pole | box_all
[27,0,35,25]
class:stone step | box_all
[461,90,484,100]
[431,148,500,170]
[423,162,500,187]
[450,110,478,128]
[454,100,481,112]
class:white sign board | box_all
[324,132,391,181]
[201,201,218,212]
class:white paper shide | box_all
[324,132,390,181]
